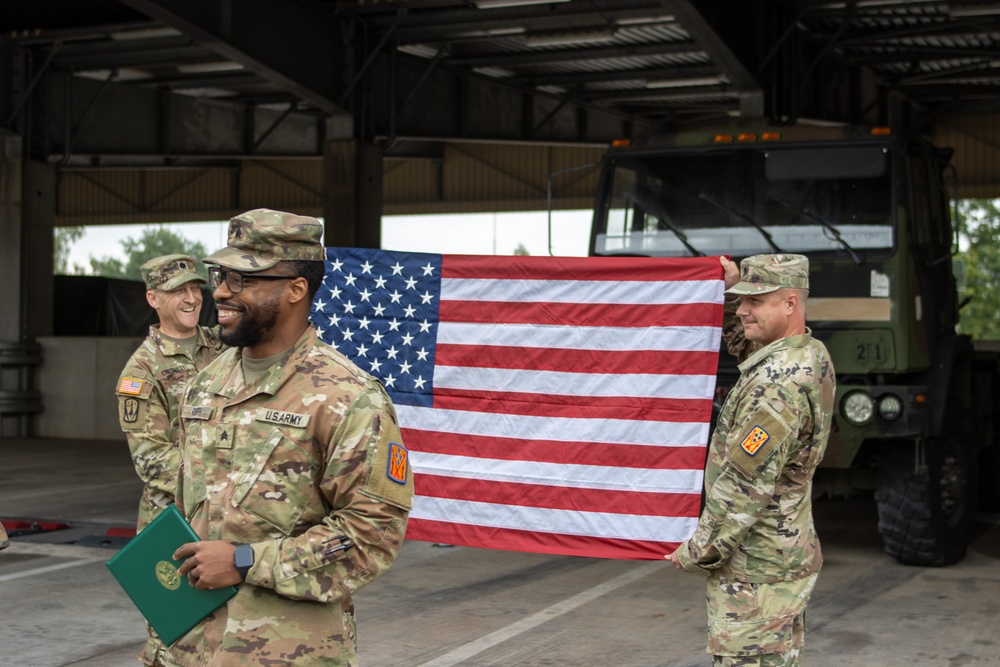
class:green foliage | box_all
[513,243,530,256]
[89,227,209,282]
[53,227,85,274]
[955,199,1000,340]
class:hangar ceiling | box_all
[3,0,1000,225]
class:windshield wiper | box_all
[767,194,864,265]
[623,191,705,257]
[697,192,782,253]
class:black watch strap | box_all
[234,544,254,582]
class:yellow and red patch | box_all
[740,425,770,456]
[387,442,408,484]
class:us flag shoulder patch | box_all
[740,425,770,456]
[118,377,144,395]
[387,442,408,484]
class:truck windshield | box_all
[593,144,893,258]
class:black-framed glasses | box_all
[208,267,292,294]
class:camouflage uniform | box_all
[116,255,225,667]
[167,209,413,667]
[675,255,836,666]
[0,522,9,550]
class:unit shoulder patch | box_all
[364,437,414,511]
[387,442,408,484]
[727,400,793,480]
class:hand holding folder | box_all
[106,505,237,646]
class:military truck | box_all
[587,124,1000,566]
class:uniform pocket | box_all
[231,426,318,533]
[708,612,795,656]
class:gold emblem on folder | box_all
[155,560,181,590]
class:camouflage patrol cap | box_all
[203,208,324,272]
[140,254,206,292]
[726,253,809,295]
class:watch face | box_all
[235,545,253,569]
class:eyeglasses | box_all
[208,267,292,294]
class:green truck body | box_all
[588,124,1000,565]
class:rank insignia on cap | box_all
[118,377,144,395]
[740,425,770,456]
[387,442,408,484]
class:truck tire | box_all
[875,430,978,566]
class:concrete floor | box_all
[1,438,999,667]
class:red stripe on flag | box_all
[402,430,709,469]
[439,300,723,328]
[435,344,720,376]
[441,254,724,282]
[430,390,714,423]
[413,474,702,517]
[404,519,681,560]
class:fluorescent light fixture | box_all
[77,68,150,82]
[646,76,723,89]
[177,61,244,74]
[524,29,617,47]
[473,66,515,78]
[398,44,440,58]
[474,0,570,8]
[110,27,182,41]
[948,1,1000,15]
[615,14,675,26]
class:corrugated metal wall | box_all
[55,143,607,226]
[933,116,1000,200]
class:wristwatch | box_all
[234,544,254,582]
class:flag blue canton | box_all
[310,248,441,407]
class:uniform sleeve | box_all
[676,383,799,576]
[721,297,759,363]
[117,368,179,508]
[246,385,413,603]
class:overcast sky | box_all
[64,210,593,272]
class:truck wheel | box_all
[875,430,978,566]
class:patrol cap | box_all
[140,254,206,292]
[726,253,809,295]
[203,208,324,272]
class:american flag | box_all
[312,248,724,560]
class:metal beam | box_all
[448,40,700,69]
[120,0,348,115]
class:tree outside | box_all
[955,199,1000,341]
[85,227,209,282]
[54,227,85,274]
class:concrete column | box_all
[0,137,55,341]
[322,139,384,249]
[0,133,25,342]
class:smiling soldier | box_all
[167,209,412,667]
[115,254,226,666]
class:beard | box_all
[218,294,281,349]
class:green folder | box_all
[106,504,237,646]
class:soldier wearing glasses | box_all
[168,209,413,666]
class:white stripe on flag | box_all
[396,405,710,447]
[441,277,723,305]
[410,496,699,542]
[437,322,722,352]
[434,366,717,399]
[410,452,704,493]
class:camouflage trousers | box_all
[705,572,818,667]
[138,625,168,667]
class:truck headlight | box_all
[842,391,875,425]
[877,393,903,422]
